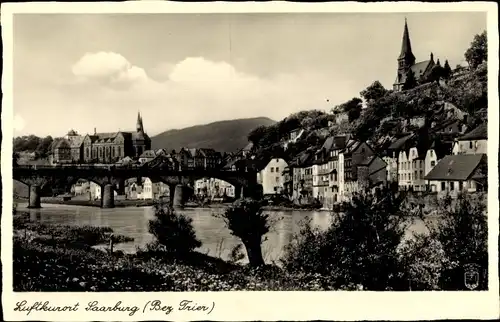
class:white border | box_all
[1,2,499,321]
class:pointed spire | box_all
[398,18,415,61]
[136,111,143,132]
[436,58,441,66]
[430,52,434,61]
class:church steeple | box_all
[136,111,144,132]
[398,18,416,66]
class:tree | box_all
[465,31,487,69]
[282,188,410,290]
[403,69,417,90]
[337,97,363,122]
[426,65,445,83]
[216,198,275,267]
[148,202,201,256]
[35,136,54,158]
[247,125,268,145]
[360,81,389,103]
[430,193,488,290]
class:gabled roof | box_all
[67,135,84,148]
[388,134,414,151]
[424,154,486,181]
[458,123,487,141]
[410,60,433,79]
[139,150,157,158]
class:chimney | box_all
[94,127,96,135]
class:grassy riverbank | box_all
[13,211,338,291]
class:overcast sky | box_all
[13,12,486,137]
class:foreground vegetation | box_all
[13,188,487,291]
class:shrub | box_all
[148,202,201,256]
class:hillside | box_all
[151,117,276,152]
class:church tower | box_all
[132,111,151,158]
[394,19,416,91]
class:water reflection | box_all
[16,203,429,264]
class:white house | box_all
[194,178,235,198]
[424,154,487,197]
[258,158,288,195]
[398,147,426,191]
[90,182,117,200]
[452,123,487,155]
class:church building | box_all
[52,112,151,164]
[393,19,441,91]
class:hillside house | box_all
[452,123,487,155]
[424,154,487,197]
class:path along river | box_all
[16,203,433,264]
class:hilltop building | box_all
[393,19,446,91]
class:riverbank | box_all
[13,211,338,291]
[15,197,324,211]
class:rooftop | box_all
[424,153,486,181]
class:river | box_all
[16,203,432,264]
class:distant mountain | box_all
[151,117,276,153]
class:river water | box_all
[16,203,431,264]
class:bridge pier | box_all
[28,185,41,209]
[101,184,115,208]
[173,184,185,209]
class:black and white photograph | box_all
[1,1,498,321]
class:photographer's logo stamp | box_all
[464,263,480,290]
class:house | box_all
[357,156,388,190]
[313,135,350,207]
[90,182,118,200]
[283,128,305,150]
[140,178,169,200]
[398,145,427,191]
[125,177,169,200]
[452,123,487,155]
[424,140,453,180]
[138,150,158,164]
[442,101,469,121]
[341,140,377,201]
[424,154,487,197]
[257,158,289,195]
[291,150,314,202]
[194,178,235,199]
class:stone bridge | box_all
[13,164,259,208]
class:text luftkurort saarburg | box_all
[14,299,215,316]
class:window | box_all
[450,182,454,191]
[431,160,436,167]
[276,167,280,173]
[459,181,464,190]
[414,171,418,179]
[430,150,434,157]
[441,182,446,191]
[469,141,473,149]
[420,170,423,179]
[276,177,280,183]
[270,167,274,173]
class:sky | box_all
[13,12,486,137]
